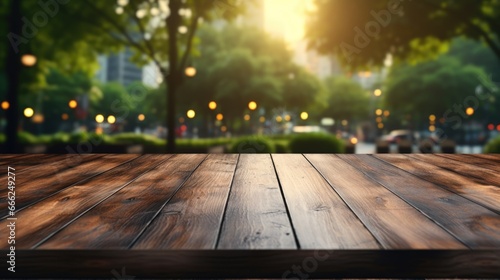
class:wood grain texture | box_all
[217,154,296,249]
[376,154,500,214]
[272,154,380,249]
[0,154,138,218]
[338,154,500,249]
[132,154,239,249]
[3,250,498,279]
[38,154,207,249]
[408,154,500,186]
[0,154,64,169]
[437,154,500,173]
[0,154,169,249]
[305,154,465,249]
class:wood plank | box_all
[5,250,498,279]
[132,154,239,249]
[0,154,104,180]
[0,154,62,167]
[0,154,138,218]
[338,154,500,249]
[305,154,465,249]
[436,154,500,173]
[217,154,296,249]
[272,154,380,249]
[407,154,500,186]
[375,154,500,214]
[0,154,170,249]
[37,154,207,249]
[473,154,500,163]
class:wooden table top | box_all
[0,154,499,279]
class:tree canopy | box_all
[306,0,500,68]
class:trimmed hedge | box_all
[229,137,275,153]
[289,133,344,153]
[484,136,500,153]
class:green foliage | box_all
[229,137,275,153]
[307,0,500,68]
[17,131,38,144]
[484,136,500,153]
[110,133,164,146]
[289,133,345,153]
[385,57,494,123]
[322,76,370,121]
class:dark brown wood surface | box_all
[0,154,498,279]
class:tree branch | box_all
[178,13,201,82]
[81,0,149,56]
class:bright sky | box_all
[264,0,311,46]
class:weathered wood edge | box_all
[1,250,498,278]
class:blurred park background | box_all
[1,0,500,154]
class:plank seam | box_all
[0,154,141,220]
[31,154,173,249]
[214,154,241,249]
[270,154,302,250]
[303,154,384,249]
[127,154,210,249]
[373,155,500,215]
[338,155,470,249]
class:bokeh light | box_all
[1,101,9,110]
[185,66,196,77]
[300,112,308,120]
[208,101,217,110]
[24,107,34,118]
[466,107,475,116]
[95,114,104,123]
[374,89,382,97]
[138,114,145,121]
[187,109,196,119]
[107,115,116,124]
[216,113,224,121]
[248,101,258,111]
[68,100,78,109]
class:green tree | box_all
[74,0,247,152]
[384,57,496,126]
[322,76,370,122]
[306,0,500,68]
[1,0,121,152]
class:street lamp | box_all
[21,53,37,67]
[24,107,34,118]
[248,101,258,111]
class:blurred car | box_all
[380,130,417,144]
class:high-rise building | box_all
[96,47,143,86]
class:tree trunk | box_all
[166,0,182,153]
[5,0,22,154]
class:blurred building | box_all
[95,47,143,86]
